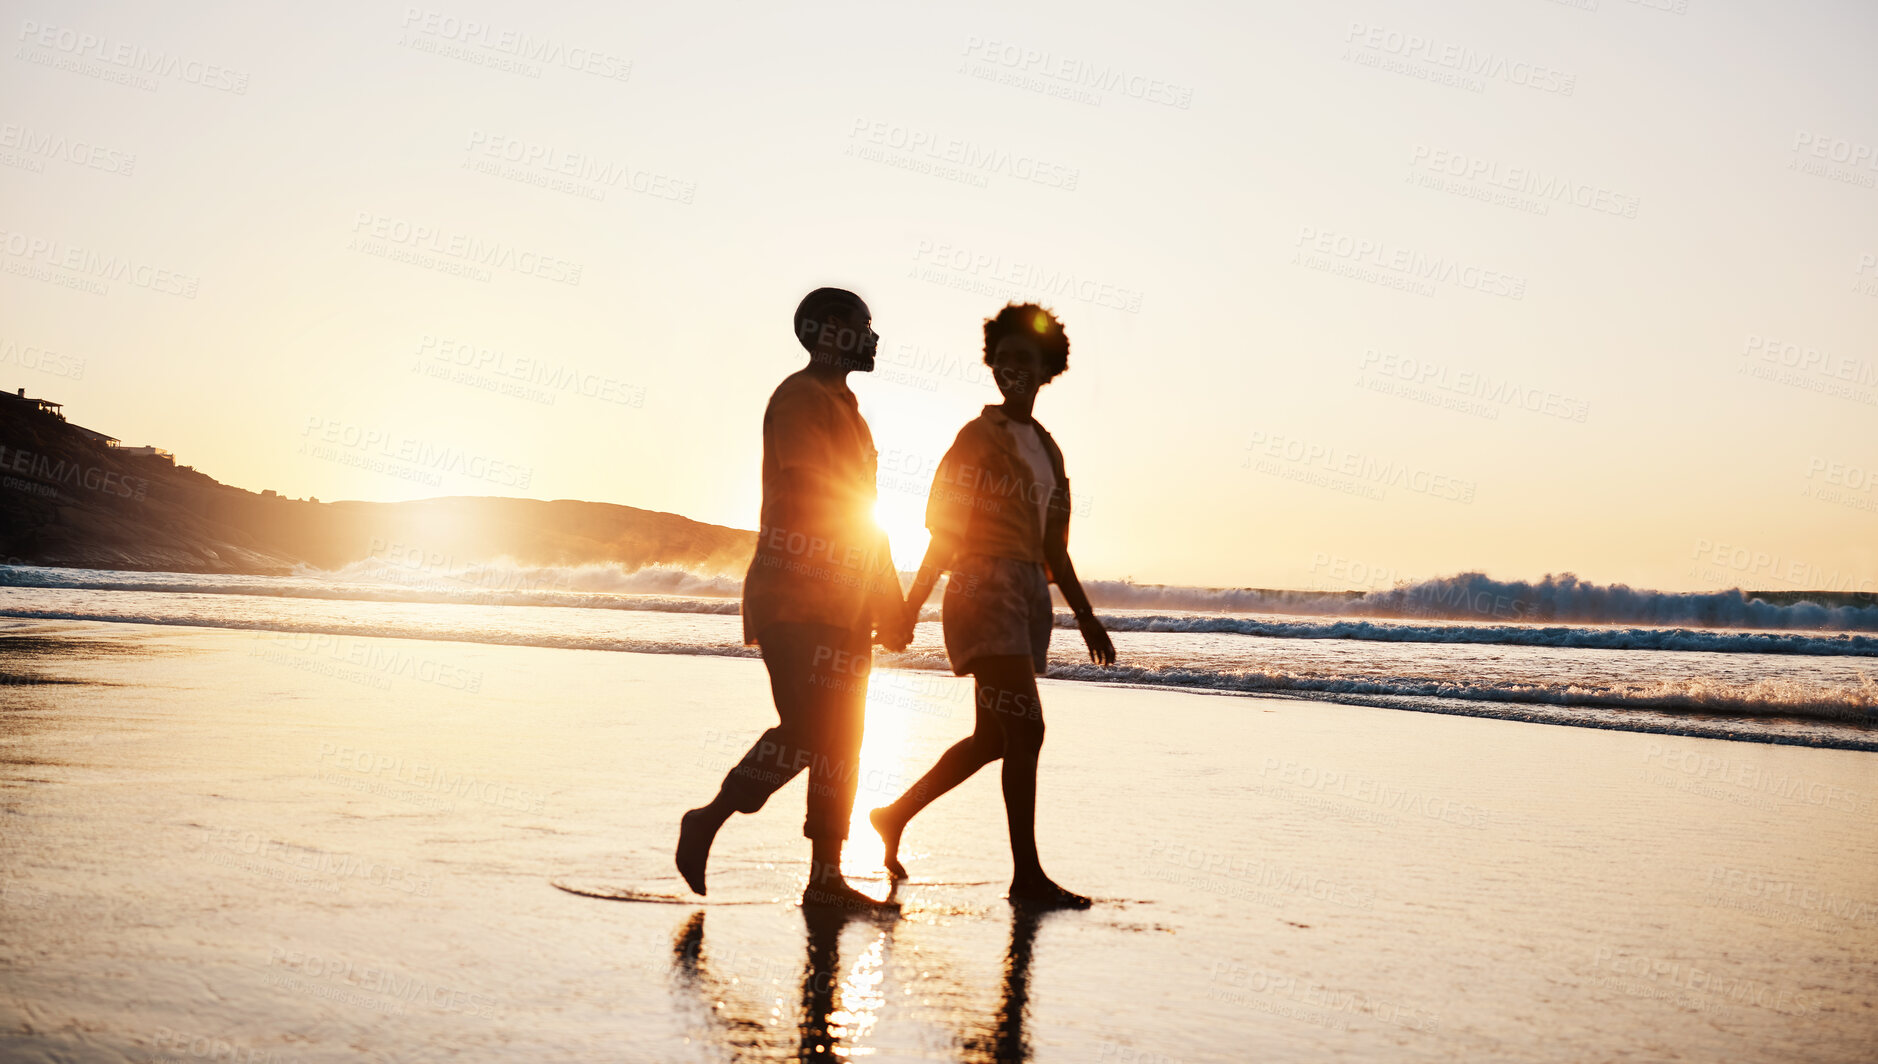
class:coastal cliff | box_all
[0,391,755,576]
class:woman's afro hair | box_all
[982,303,1068,381]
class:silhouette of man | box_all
[676,287,906,910]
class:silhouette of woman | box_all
[871,303,1114,907]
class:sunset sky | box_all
[4,0,1873,592]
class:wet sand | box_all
[1,619,1874,1062]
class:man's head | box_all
[983,303,1068,402]
[794,287,878,372]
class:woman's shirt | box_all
[1006,421,1056,534]
[924,405,1072,569]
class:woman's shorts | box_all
[942,553,1052,676]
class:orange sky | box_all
[3,0,1874,592]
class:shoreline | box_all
[1094,683,1878,753]
[3,615,1873,751]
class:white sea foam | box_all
[3,600,1872,726]
[1043,662,1878,722]
[0,564,743,614]
[313,559,745,598]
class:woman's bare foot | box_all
[1009,873,1091,909]
[802,879,901,913]
[869,807,908,880]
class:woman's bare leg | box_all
[971,656,1088,906]
[872,656,1087,904]
[871,721,998,879]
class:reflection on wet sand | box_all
[669,904,1060,1063]
[958,906,1045,1063]
[0,631,155,688]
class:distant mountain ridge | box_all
[0,390,755,575]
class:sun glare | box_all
[843,675,916,874]
[873,497,929,572]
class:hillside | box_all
[0,393,755,576]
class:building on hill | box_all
[3,387,65,419]
[70,424,121,448]
[5,387,149,454]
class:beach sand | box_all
[1,619,1874,1062]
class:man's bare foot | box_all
[868,807,908,880]
[802,879,901,913]
[675,807,723,896]
[1009,874,1091,909]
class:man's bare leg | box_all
[677,801,731,895]
[676,624,826,897]
[802,835,897,911]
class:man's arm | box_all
[764,392,876,573]
[866,528,909,649]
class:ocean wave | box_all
[6,565,1874,653]
[0,564,743,615]
[5,607,1871,725]
[1077,572,1878,632]
[1073,614,1878,657]
[0,608,762,659]
[311,559,745,598]
[1043,662,1878,723]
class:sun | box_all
[873,496,929,572]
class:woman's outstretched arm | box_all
[1045,545,1115,665]
[903,532,961,622]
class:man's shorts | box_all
[942,553,1053,676]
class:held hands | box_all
[1075,610,1116,666]
[875,601,918,652]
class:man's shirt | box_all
[741,369,894,643]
